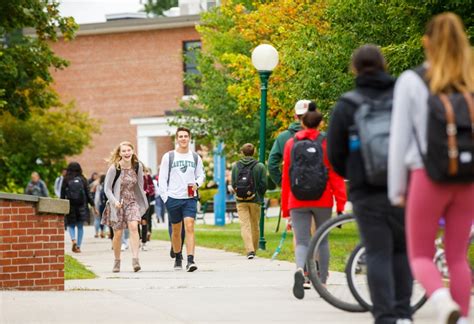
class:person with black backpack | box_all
[327,44,413,324]
[61,162,94,253]
[389,13,473,324]
[282,102,347,300]
[231,143,267,259]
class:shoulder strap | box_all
[316,133,326,145]
[167,151,174,186]
[192,152,199,176]
[341,90,366,106]
[134,162,139,174]
[412,65,429,89]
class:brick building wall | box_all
[50,17,200,176]
[0,194,68,291]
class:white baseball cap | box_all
[294,99,311,115]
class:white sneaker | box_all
[120,243,127,251]
[141,243,148,251]
[396,319,413,324]
[431,288,461,324]
[456,318,469,324]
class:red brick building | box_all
[51,15,201,176]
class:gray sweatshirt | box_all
[388,69,428,205]
[158,150,205,203]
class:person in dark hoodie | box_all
[327,45,413,324]
[61,162,94,253]
[231,143,267,259]
[268,100,310,187]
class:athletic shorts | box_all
[165,197,197,224]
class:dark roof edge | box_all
[24,14,200,37]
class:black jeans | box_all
[353,194,413,324]
[140,196,154,243]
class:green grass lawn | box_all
[151,216,363,272]
[65,254,97,280]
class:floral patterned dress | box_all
[103,168,142,230]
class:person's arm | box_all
[268,139,283,186]
[231,163,237,191]
[388,72,416,206]
[40,180,49,197]
[327,101,350,178]
[323,141,347,213]
[257,163,268,199]
[137,163,148,208]
[83,177,94,207]
[281,139,293,218]
[158,153,169,203]
[195,155,205,188]
[104,166,118,205]
[54,177,61,197]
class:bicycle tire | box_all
[306,214,366,312]
[346,244,428,313]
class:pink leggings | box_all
[406,169,474,316]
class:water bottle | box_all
[349,130,360,152]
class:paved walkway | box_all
[1,225,471,323]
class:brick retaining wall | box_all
[0,193,69,291]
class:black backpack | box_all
[413,67,474,183]
[290,134,328,200]
[66,176,86,206]
[235,160,258,201]
[342,89,393,186]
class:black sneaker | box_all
[247,251,255,259]
[174,257,182,270]
[186,261,198,272]
[170,247,176,259]
[293,268,305,300]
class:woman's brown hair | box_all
[108,141,139,169]
[424,12,474,94]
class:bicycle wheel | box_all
[346,244,428,313]
[306,214,366,312]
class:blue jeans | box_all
[122,228,129,245]
[68,223,84,247]
[155,196,165,223]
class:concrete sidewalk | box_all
[0,225,470,323]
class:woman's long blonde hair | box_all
[108,141,139,169]
[425,12,474,94]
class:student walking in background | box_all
[328,45,413,324]
[282,102,346,300]
[25,172,49,197]
[158,127,205,272]
[95,174,107,238]
[141,167,155,251]
[61,162,94,253]
[389,13,474,324]
[231,143,267,259]
[102,141,149,272]
[268,100,310,187]
[54,168,67,198]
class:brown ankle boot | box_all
[132,258,141,272]
[113,259,120,273]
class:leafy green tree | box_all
[0,1,99,193]
[176,0,473,161]
[0,104,100,194]
[144,0,179,16]
[0,0,77,119]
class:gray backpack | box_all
[342,90,393,186]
